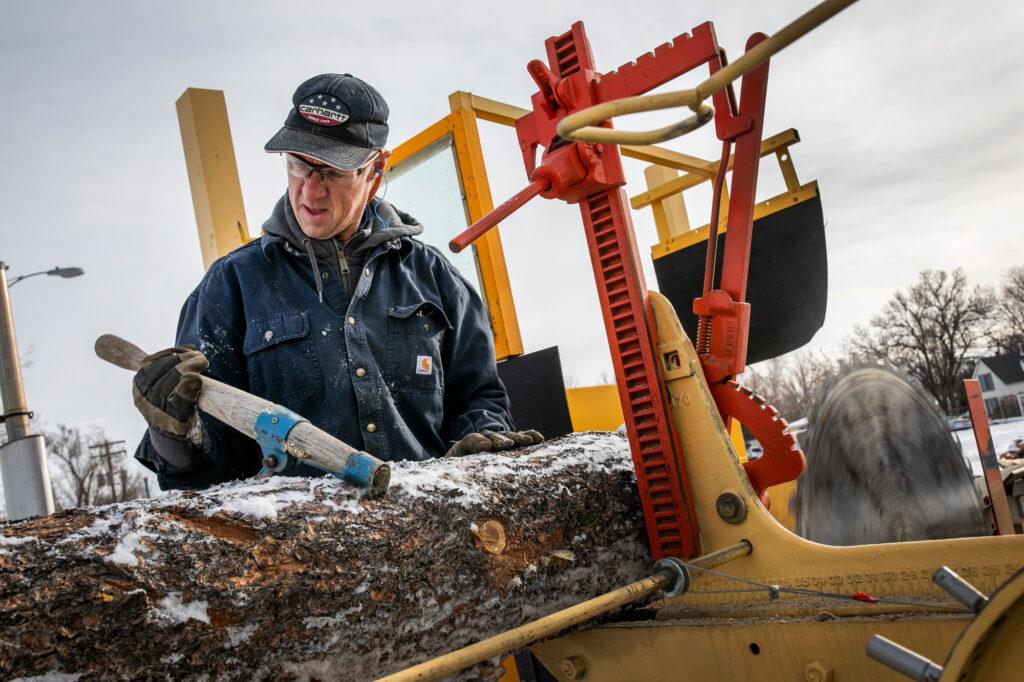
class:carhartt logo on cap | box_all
[298,94,349,126]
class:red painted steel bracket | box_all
[447,21,806,558]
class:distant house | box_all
[972,352,1024,416]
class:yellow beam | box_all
[652,181,819,259]
[631,129,801,210]
[623,145,715,175]
[643,165,689,244]
[464,93,527,126]
[386,117,451,172]
[175,88,251,268]
[448,93,524,359]
[775,145,801,192]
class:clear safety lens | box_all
[282,153,375,185]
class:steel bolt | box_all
[560,656,586,680]
[804,660,833,682]
[262,456,276,468]
[716,491,747,524]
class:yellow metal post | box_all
[176,88,251,268]
[643,165,689,244]
[448,92,524,359]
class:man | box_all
[133,74,541,490]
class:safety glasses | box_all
[282,152,378,186]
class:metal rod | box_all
[449,177,549,253]
[866,636,943,681]
[932,566,988,613]
[695,140,733,355]
[0,263,30,441]
[557,0,860,146]
[694,0,858,102]
[375,540,752,682]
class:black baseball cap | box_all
[265,73,389,170]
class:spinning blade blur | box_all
[795,366,988,544]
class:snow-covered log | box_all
[0,432,649,680]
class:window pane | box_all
[384,135,481,293]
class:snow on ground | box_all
[952,416,1024,476]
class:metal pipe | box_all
[0,263,31,441]
[0,261,55,519]
[866,636,943,681]
[932,566,988,613]
[557,0,860,146]
[375,540,752,682]
[449,177,549,253]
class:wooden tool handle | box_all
[94,333,390,497]
[95,334,149,372]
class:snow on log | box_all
[0,432,649,680]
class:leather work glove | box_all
[445,430,545,457]
[132,345,209,438]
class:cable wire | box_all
[682,560,969,613]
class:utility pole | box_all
[0,261,54,520]
[89,440,126,503]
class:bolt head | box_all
[716,492,747,524]
[804,660,833,682]
[560,656,586,680]
[262,456,276,468]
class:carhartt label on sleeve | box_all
[416,356,433,376]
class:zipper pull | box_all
[337,250,350,278]
[337,249,351,296]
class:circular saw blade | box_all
[795,366,988,545]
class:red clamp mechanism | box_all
[450,43,625,253]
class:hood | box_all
[261,193,424,260]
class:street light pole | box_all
[0,261,55,519]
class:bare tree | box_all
[990,266,1024,354]
[848,269,994,413]
[43,424,147,510]
[743,350,845,422]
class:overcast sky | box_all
[1,0,1022,503]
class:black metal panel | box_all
[497,346,574,439]
[653,193,827,364]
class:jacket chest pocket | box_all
[385,301,449,395]
[243,310,324,403]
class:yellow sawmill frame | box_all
[527,293,1024,681]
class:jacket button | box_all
[364,267,372,277]
[264,330,274,341]
[355,368,366,378]
[366,423,377,433]
[347,316,356,325]
[321,271,329,279]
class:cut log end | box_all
[472,519,508,556]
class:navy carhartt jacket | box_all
[134,198,513,490]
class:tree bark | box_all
[0,432,649,681]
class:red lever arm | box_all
[449,177,551,253]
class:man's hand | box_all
[444,430,544,457]
[132,346,209,438]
